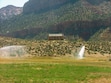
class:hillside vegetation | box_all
[0,0,111,40]
[0,36,111,57]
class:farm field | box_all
[0,57,111,83]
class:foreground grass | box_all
[0,57,111,83]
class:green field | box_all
[0,57,111,83]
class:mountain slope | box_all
[23,0,110,14]
[23,0,78,14]
[0,0,111,40]
[86,0,110,5]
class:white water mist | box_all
[78,46,85,59]
[74,46,85,59]
[0,45,27,58]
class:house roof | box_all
[48,33,64,37]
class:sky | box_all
[0,0,29,8]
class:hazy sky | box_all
[0,0,29,8]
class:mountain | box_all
[0,5,22,20]
[23,0,110,14]
[23,0,78,14]
[0,0,111,40]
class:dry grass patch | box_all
[87,73,111,83]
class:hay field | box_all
[0,56,111,83]
[0,37,111,82]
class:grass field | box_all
[0,57,111,83]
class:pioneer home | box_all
[48,33,64,40]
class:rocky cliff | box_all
[0,5,22,20]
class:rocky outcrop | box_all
[0,5,23,20]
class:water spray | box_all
[0,45,28,58]
[74,46,85,59]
